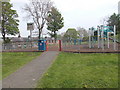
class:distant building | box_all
[118,1,120,14]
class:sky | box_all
[9,0,119,37]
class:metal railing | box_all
[2,41,38,50]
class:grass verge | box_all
[37,52,118,88]
[2,52,41,79]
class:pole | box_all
[101,26,104,50]
[107,32,109,48]
[30,30,32,48]
[99,26,102,48]
[92,29,94,48]
[114,25,116,50]
[30,30,32,37]
[90,27,95,48]
[97,26,100,48]
[89,28,91,48]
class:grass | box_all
[37,53,118,88]
[2,52,41,79]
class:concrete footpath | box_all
[2,51,59,88]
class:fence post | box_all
[59,40,62,51]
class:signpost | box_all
[27,23,34,37]
[27,23,34,48]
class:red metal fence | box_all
[46,40,61,51]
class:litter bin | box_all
[38,40,46,51]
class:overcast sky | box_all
[10,0,119,37]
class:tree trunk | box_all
[55,37,57,43]
[2,29,6,49]
[3,34,5,43]
[54,31,57,43]
[2,28,6,43]
[38,29,41,40]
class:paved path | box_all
[2,51,59,88]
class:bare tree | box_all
[100,16,109,26]
[77,27,88,39]
[23,0,53,39]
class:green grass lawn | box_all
[37,53,118,88]
[2,52,41,79]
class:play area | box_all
[62,25,119,53]
[2,25,120,53]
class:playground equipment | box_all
[89,25,116,50]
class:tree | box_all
[63,28,78,41]
[23,0,53,39]
[100,16,109,26]
[107,13,120,34]
[77,27,88,39]
[46,7,64,41]
[57,34,62,40]
[1,2,19,42]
